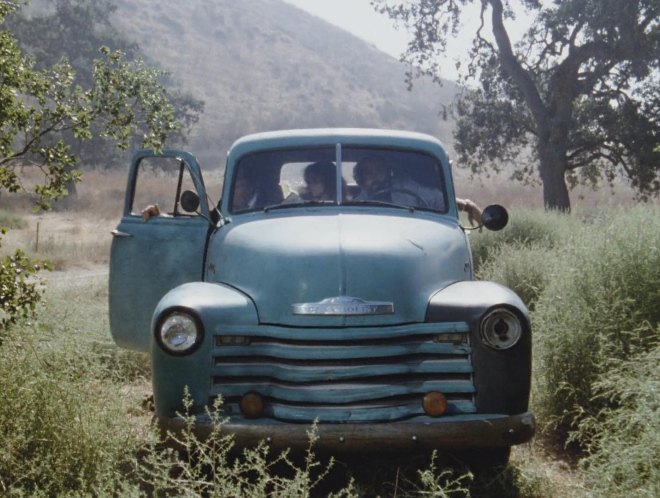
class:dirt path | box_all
[44,266,108,282]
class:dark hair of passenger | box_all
[303,161,336,200]
[304,161,335,185]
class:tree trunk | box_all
[538,142,571,212]
[488,0,574,212]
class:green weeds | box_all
[577,343,660,497]
[532,208,660,444]
[474,206,659,496]
[1,206,658,496]
[0,277,477,496]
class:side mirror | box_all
[180,190,200,213]
[481,204,509,231]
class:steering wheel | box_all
[373,187,429,208]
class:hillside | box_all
[109,0,457,165]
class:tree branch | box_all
[476,3,496,52]
[568,20,584,50]
[487,0,549,131]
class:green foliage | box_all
[1,1,180,206]
[377,0,660,209]
[532,207,660,445]
[467,206,660,497]
[470,206,659,496]
[477,242,554,311]
[9,0,204,168]
[0,292,145,495]
[0,246,50,333]
[0,278,153,495]
[472,210,587,311]
[469,209,566,272]
[413,452,473,497]
[90,46,178,151]
[578,344,660,497]
[133,393,356,497]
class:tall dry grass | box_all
[475,206,660,497]
[2,165,658,496]
[0,276,150,496]
[0,277,482,496]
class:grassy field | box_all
[0,276,567,496]
[0,171,658,496]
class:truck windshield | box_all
[229,146,448,214]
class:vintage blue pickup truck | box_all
[109,128,534,465]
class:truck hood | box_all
[207,212,470,327]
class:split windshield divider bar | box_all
[335,142,343,205]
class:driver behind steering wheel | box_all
[353,156,446,211]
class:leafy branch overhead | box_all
[91,47,179,152]
[8,0,204,171]
[376,0,660,210]
[1,2,180,207]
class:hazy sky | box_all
[281,0,411,58]
[281,0,532,81]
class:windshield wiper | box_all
[263,200,335,212]
[343,199,415,212]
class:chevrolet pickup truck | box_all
[109,128,534,466]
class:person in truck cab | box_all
[232,167,283,211]
[353,156,482,226]
[283,160,348,204]
[300,161,336,201]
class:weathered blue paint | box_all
[207,212,469,327]
[427,281,533,415]
[212,342,470,360]
[150,282,259,418]
[215,321,470,340]
[211,360,474,382]
[109,150,209,351]
[109,129,534,457]
[255,399,477,422]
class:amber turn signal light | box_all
[239,392,265,418]
[423,391,447,416]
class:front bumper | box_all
[157,411,535,453]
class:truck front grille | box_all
[210,322,475,423]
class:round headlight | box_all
[158,311,202,354]
[480,308,523,350]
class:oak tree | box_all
[377,0,660,210]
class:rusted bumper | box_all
[157,412,535,453]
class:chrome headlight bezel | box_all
[480,307,523,350]
[156,309,204,356]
